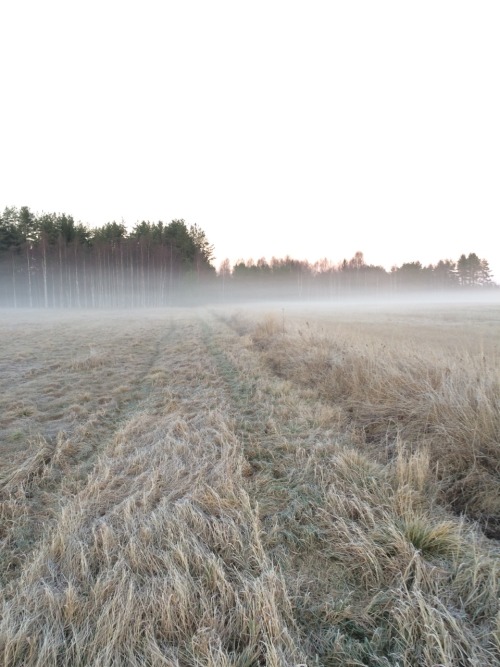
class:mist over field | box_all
[1,269,499,310]
[1,302,499,666]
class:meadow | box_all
[0,303,499,666]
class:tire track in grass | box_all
[199,312,356,655]
[1,313,308,666]
[198,311,500,667]
[0,314,179,588]
[200,310,337,498]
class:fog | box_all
[1,273,499,323]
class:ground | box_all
[0,304,499,666]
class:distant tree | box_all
[16,207,37,307]
[0,207,22,251]
[0,207,22,307]
[92,221,127,243]
[218,258,231,275]
[456,254,468,285]
[391,261,428,291]
[130,220,152,239]
[232,259,249,279]
[37,212,60,245]
[348,251,365,270]
[218,258,231,297]
[313,258,334,274]
[18,206,37,244]
[433,259,457,288]
[399,261,423,272]
[344,251,367,290]
[457,253,483,286]
[256,257,271,273]
[467,253,482,286]
[57,214,77,243]
[37,213,58,308]
[189,223,215,266]
[363,263,388,292]
[479,258,493,286]
[467,252,481,286]
[164,220,197,266]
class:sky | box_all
[1,1,499,279]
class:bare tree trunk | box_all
[41,240,48,308]
[26,245,33,308]
[11,252,17,308]
[59,239,64,307]
[74,243,81,308]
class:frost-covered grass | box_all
[0,305,499,666]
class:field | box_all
[0,303,499,666]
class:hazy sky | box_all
[1,1,499,278]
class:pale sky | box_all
[1,1,499,279]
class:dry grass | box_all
[1,305,499,666]
[237,305,500,535]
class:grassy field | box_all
[0,304,499,666]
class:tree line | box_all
[0,206,495,307]
[0,207,215,307]
[222,250,494,300]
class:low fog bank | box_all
[212,288,500,309]
[1,289,500,332]
[1,269,499,312]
